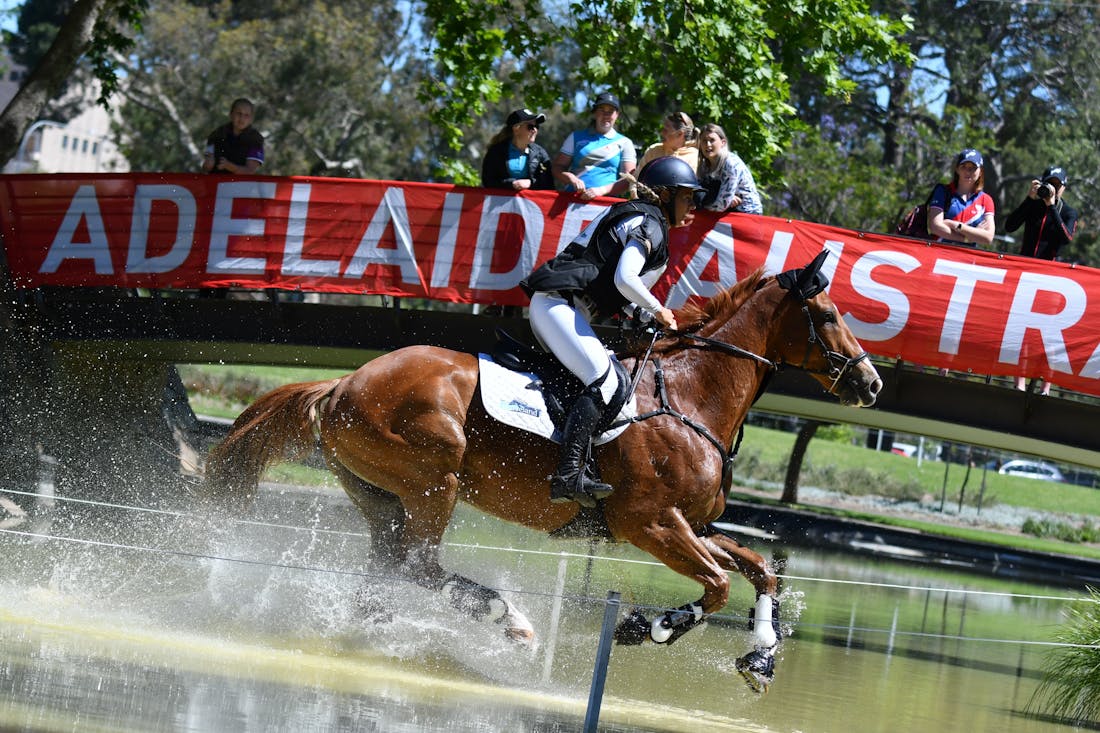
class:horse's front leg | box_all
[701,525,781,693]
[614,508,730,646]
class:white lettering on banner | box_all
[931,260,1006,355]
[998,272,1085,374]
[820,241,845,289]
[761,230,795,276]
[666,221,737,309]
[844,251,920,341]
[40,184,114,274]
[430,193,465,288]
[344,187,424,286]
[557,202,610,254]
[281,183,340,277]
[1078,340,1100,380]
[125,184,196,274]
[471,195,544,290]
[207,181,277,275]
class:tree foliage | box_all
[421,0,912,182]
[115,0,429,178]
[770,0,1100,262]
[0,0,145,165]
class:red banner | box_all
[3,173,1100,396]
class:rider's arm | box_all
[614,240,664,314]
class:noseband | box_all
[792,301,870,394]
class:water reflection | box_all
[0,485,1090,732]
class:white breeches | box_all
[529,291,619,404]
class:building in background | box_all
[0,53,129,173]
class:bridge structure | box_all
[17,286,1100,470]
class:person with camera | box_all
[1005,166,1077,261]
[1005,166,1077,396]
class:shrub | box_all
[1029,586,1100,725]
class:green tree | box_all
[772,0,1100,257]
[422,0,913,183]
[115,0,429,177]
[0,0,145,165]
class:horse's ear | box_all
[777,250,831,300]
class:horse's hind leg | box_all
[398,473,535,645]
[328,460,406,572]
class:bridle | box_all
[670,294,870,396]
[612,290,870,496]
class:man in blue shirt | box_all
[552,92,636,200]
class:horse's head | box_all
[772,251,882,407]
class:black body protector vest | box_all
[520,200,670,319]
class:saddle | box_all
[490,328,631,435]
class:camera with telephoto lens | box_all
[1037,181,1055,200]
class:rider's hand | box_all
[654,307,677,331]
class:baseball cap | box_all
[956,148,983,167]
[591,92,621,111]
[1042,166,1068,186]
[506,108,546,127]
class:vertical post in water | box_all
[583,590,620,733]
[541,556,570,683]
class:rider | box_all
[520,156,704,506]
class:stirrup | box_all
[549,474,612,508]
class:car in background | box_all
[997,459,1065,483]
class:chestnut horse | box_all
[204,252,882,692]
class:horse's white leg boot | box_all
[753,594,778,649]
[440,576,535,647]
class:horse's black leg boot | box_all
[549,389,612,507]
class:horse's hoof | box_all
[614,609,650,645]
[504,626,536,647]
[735,648,776,694]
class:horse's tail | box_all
[203,378,342,505]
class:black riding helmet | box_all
[638,156,705,221]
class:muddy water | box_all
[0,484,1090,732]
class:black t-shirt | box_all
[206,123,265,173]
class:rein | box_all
[609,295,870,496]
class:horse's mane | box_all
[617,267,768,358]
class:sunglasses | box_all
[525,123,539,131]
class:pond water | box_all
[0,484,1093,732]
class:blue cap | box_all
[591,92,621,111]
[1042,166,1067,185]
[956,148,983,167]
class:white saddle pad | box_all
[477,354,635,446]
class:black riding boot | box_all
[549,390,613,507]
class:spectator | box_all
[552,91,636,200]
[202,98,264,175]
[638,111,699,171]
[695,123,763,214]
[1006,166,1077,396]
[480,108,554,191]
[926,148,995,247]
[1005,166,1077,260]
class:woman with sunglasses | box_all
[481,108,554,191]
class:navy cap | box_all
[591,92,621,111]
[956,148,983,167]
[506,108,546,127]
[1042,166,1068,185]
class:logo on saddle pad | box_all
[499,398,541,418]
[478,354,634,446]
